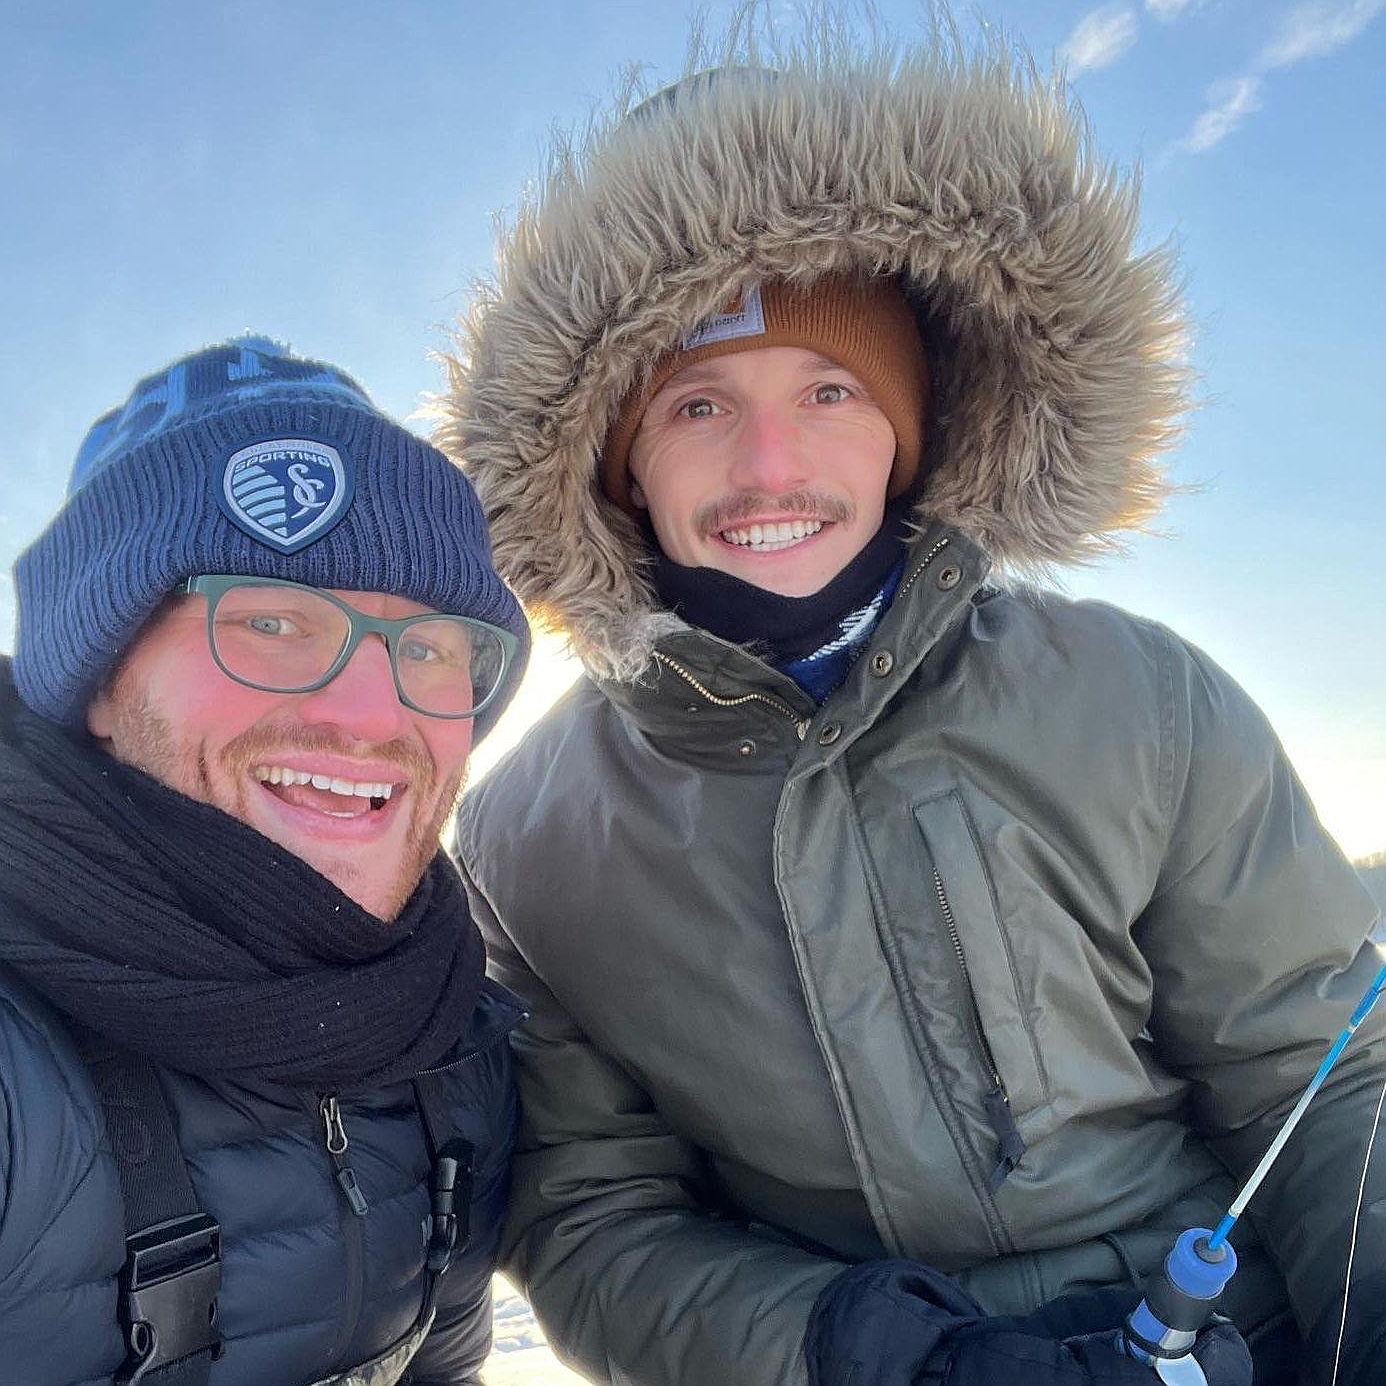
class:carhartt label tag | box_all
[680,284,766,350]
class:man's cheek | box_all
[424,724,473,789]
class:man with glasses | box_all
[0,336,529,1384]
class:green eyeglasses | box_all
[180,575,520,720]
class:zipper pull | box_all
[319,1094,369,1216]
[983,1084,1027,1192]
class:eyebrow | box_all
[798,353,853,374]
[659,353,857,395]
[656,364,727,393]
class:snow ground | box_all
[484,1277,587,1384]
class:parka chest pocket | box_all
[909,791,1052,1132]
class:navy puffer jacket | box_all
[0,963,520,1386]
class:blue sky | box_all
[2,0,1382,855]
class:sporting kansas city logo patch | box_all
[219,438,354,553]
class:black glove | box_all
[805,1260,1253,1386]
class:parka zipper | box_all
[931,869,1026,1190]
[895,536,951,601]
[651,650,811,739]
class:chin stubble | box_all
[97,681,454,921]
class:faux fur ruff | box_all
[434,13,1190,682]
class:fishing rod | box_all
[1119,957,1386,1383]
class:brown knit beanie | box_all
[601,274,930,510]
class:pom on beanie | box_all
[601,274,930,510]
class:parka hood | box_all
[435,16,1190,682]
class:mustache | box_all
[695,489,854,536]
[221,724,432,788]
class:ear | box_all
[630,479,648,509]
[86,684,116,741]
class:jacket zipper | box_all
[318,1092,368,1369]
[412,1016,524,1078]
[651,650,811,739]
[320,1093,370,1215]
[931,869,1027,1190]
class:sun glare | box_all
[468,630,582,785]
[1292,755,1386,865]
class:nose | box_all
[294,633,411,743]
[726,402,810,494]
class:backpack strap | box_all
[79,1039,222,1386]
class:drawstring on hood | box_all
[435,13,1190,683]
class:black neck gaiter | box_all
[652,501,913,664]
[0,658,484,1090]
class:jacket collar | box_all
[422,976,528,1073]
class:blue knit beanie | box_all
[13,335,529,734]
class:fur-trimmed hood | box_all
[435,15,1189,682]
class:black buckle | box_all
[426,1139,475,1275]
[118,1213,223,1383]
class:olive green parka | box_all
[438,21,1384,1385]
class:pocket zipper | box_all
[932,868,1027,1190]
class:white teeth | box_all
[255,766,398,799]
[351,781,393,799]
[718,519,824,550]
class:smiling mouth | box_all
[717,519,827,553]
[253,764,402,818]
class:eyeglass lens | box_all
[209,584,506,716]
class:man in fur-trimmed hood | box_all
[437,18,1384,1386]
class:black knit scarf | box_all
[0,658,484,1090]
[651,500,914,664]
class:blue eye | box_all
[812,383,851,404]
[398,638,439,664]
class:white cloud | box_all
[1060,5,1140,73]
[1260,0,1385,68]
[1145,0,1197,17]
[1174,0,1382,155]
[1180,75,1264,151]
